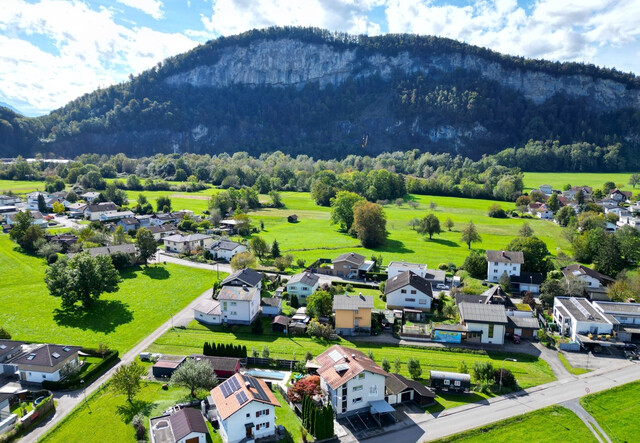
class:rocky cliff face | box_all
[165,38,640,111]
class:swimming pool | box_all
[244,370,287,380]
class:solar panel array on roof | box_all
[229,376,241,392]
[246,376,269,402]
[236,391,248,405]
[220,376,242,398]
[329,350,343,362]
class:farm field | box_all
[148,321,555,389]
[0,235,216,352]
[580,380,640,443]
[39,382,191,443]
[522,172,638,192]
[430,405,596,442]
[0,179,49,194]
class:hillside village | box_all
[0,173,639,443]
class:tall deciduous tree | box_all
[111,361,146,404]
[547,193,560,212]
[249,236,269,260]
[170,358,218,396]
[45,252,121,309]
[506,236,550,273]
[417,214,441,239]
[136,228,157,265]
[230,252,256,270]
[305,291,333,318]
[113,225,126,245]
[156,196,171,213]
[518,222,534,237]
[330,191,364,232]
[351,201,387,248]
[594,234,625,277]
[629,173,640,188]
[444,218,454,231]
[460,221,481,249]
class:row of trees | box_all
[202,342,248,358]
[301,394,334,440]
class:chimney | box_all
[245,381,251,388]
[501,251,505,257]
[242,284,247,290]
[352,354,356,360]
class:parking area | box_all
[336,404,420,441]
[561,346,627,371]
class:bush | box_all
[290,294,299,309]
[407,357,422,379]
[437,263,448,270]
[494,368,518,390]
[488,203,507,218]
[472,361,494,384]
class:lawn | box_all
[580,380,640,443]
[522,172,638,193]
[39,382,192,443]
[429,405,596,442]
[557,352,590,375]
[273,390,305,443]
[0,234,217,352]
[148,321,554,389]
[425,392,492,414]
[0,179,49,194]
[245,192,571,266]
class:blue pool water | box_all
[244,370,286,380]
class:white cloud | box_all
[116,0,165,20]
[201,0,381,37]
[0,0,198,115]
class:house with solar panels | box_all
[210,373,280,443]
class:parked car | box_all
[512,334,521,344]
[436,284,450,290]
[346,272,358,279]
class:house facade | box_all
[285,272,320,303]
[386,261,427,279]
[553,297,614,342]
[458,303,507,345]
[486,250,524,283]
[327,252,374,278]
[163,234,214,253]
[218,286,260,325]
[210,374,280,443]
[209,240,247,262]
[193,298,222,325]
[385,271,433,312]
[592,301,640,342]
[84,202,118,221]
[11,344,81,383]
[333,294,373,335]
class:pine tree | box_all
[271,239,281,258]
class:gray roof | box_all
[11,344,81,367]
[221,268,263,288]
[119,217,139,225]
[385,271,433,297]
[430,371,471,382]
[486,250,524,264]
[510,272,544,285]
[148,224,177,234]
[260,297,282,308]
[332,294,373,311]
[387,261,427,271]
[507,316,540,329]
[169,408,208,441]
[333,252,365,266]
[86,202,117,212]
[194,298,221,315]
[458,302,508,324]
[163,233,212,243]
[555,297,610,323]
[0,340,24,359]
[217,285,259,302]
[592,301,640,316]
[424,269,446,282]
[287,272,319,287]
[211,239,243,251]
[385,373,410,395]
[562,264,615,285]
[81,243,137,257]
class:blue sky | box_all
[1,0,639,116]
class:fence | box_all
[244,357,302,370]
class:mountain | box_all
[0,102,23,116]
[2,27,640,160]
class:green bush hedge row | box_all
[42,349,119,390]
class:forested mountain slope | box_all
[1,27,639,162]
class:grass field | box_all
[522,172,638,192]
[0,179,50,194]
[148,321,554,389]
[430,405,596,442]
[557,352,590,375]
[581,380,640,442]
[0,235,216,352]
[39,382,191,443]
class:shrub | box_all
[472,361,494,384]
[290,294,299,308]
[345,284,354,292]
[437,263,448,270]
[488,203,507,218]
[494,368,518,390]
[407,358,422,379]
[287,375,321,402]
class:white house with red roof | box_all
[210,373,280,443]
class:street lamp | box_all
[500,358,517,392]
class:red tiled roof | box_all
[210,373,279,420]
[316,345,388,390]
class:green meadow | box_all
[581,380,640,443]
[522,172,638,192]
[0,235,216,352]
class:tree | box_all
[393,357,401,373]
[629,173,640,188]
[249,236,269,261]
[460,221,481,249]
[52,201,65,214]
[273,256,291,271]
[616,225,640,264]
[330,191,364,232]
[20,225,44,251]
[594,234,625,277]
[170,358,218,395]
[269,190,283,208]
[539,278,564,308]
[518,222,534,237]
[261,346,270,359]
[45,252,121,309]
[556,206,575,227]
[417,214,441,239]
[111,361,146,404]
[429,201,438,210]
[506,236,550,273]
[37,194,47,213]
[547,193,560,212]
[498,272,511,293]
[381,357,390,373]
[156,196,171,213]
[515,195,530,208]
[9,210,34,245]
[305,291,333,318]
[407,358,422,379]
[487,203,507,218]
[251,318,264,335]
[271,239,281,258]
[230,252,256,270]
[444,217,454,231]
[311,170,338,206]
[287,376,320,403]
[463,251,487,279]
[136,228,157,265]
[603,181,616,194]
[351,201,387,248]
[0,327,11,339]
[113,225,126,245]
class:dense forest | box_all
[0,27,639,164]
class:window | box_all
[247,413,250,418]
[410,290,417,294]
[231,302,237,306]
[369,386,377,395]
[401,289,406,294]
[513,266,516,271]
[358,373,365,379]
[419,299,427,305]
[488,324,494,338]
[302,287,307,291]
[256,409,270,417]
[494,262,498,266]
[444,379,450,385]
[454,380,461,386]
[352,397,363,404]
[494,269,498,273]
[353,385,363,392]
[405,298,415,302]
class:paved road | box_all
[360,360,639,443]
[562,398,612,443]
[23,285,215,443]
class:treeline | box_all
[202,342,248,358]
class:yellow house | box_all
[333,294,373,336]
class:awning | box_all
[369,400,395,415]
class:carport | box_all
[369,399,396,426]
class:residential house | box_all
[45,234,78,252]
[505,304,539,338]
[0,195,21,206]
[135,215,152,228]
[210,373,280,443]
[221,268,263,290]
[386,261,427,279]
[333,294,373,335]
[385,271,433,314]
[163,233,214,254]
[529,202,553,219]
[188,355,240,379]
[384,373,436,407]
[116,217,140,232]
[218,219,246,235]
[149,407,209,443]
[561,264,615,300]
[209,240,247,262]
[260,298,282,317]
[218,286,260,325]
[68,202,87,218]
[564,186,592,201]
[10,344,81,383]
[316,345,389,418]
[193,298,222,325]
[76,244,138,263]
[458,303,508,345]
[80,192,100,203]
[592,301,640,342]
[553,297,614,343]
[617,216,640,231]
[151,211,189,226]
[608,189,632,203]
[0,340,25,366]
[486,250,524,283]
[539,184,553,195]
[630,202,640,213]
[100,210,135,222]
[285,272,320,304]
[604,207,631,218]
[424,268,447,287]
[148,224,178,241]
[510,271,544,294]
[324,252,375,278]
[84,202,118,221]
[455,286,514,308]
[6,210,46,227]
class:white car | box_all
[436,284,450,290]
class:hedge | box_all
[330,281,380,290]
[42,349,119,390]
[365,272,388,282]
